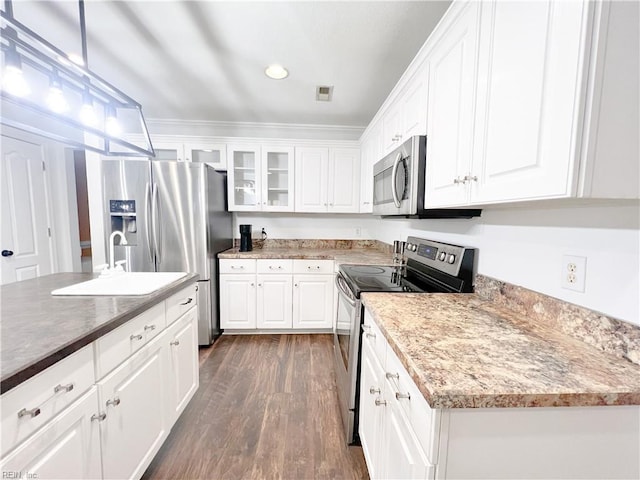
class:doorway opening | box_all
[73,150,92,273]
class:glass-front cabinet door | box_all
[227,145,261,211]
[184,143,227,170]
[261,147,294,212]
[152,142,184,161]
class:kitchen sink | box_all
[51,272,188,296]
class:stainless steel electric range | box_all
[333,237,477,444]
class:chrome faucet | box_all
[109,230,128,271]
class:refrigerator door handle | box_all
[145,182,154,262]
[152,183,162,265]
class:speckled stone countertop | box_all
[361,292,640,409]
[219,239,395,266]
[0,272,198,394]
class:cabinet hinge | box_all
[42,161,46,171]
[47,227,51,237]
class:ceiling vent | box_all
[316,85,333,102]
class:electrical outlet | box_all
[561,255,587,292]
[355,227,362,237]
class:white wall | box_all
[233,212,380,240]
[237,202,640,327]
[372,202,640,326]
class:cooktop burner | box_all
[346,266,387,275]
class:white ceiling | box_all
[11,1,451,127]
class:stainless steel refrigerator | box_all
[102,159,232,345]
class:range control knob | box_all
[447,254,456,264]
[438,252,447,261]
[411,244,417,252]
[406,243,413,252]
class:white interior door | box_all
[0,136,53,284]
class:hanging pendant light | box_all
[2,44,30,97]
[46,70,69,113]
[0,0,155,157]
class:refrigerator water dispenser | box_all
[109,199,138,244]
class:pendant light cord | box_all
[78,0,88,67]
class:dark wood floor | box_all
[142,334,369,480]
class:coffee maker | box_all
[239,224,252,252]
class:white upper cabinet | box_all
[295,147,360,213]
[470,0,587,204]
[146,139,227,170]
[227,145,295,212]
[424,1,480,207]
[359,122,382,213]
[184,143,227,170]
[386,0,639,209]
[261,146,295,212]
[328,148,361,213]
[381,65,429,157]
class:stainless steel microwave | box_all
[372,135,481,218]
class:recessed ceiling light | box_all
[265,64,288,80]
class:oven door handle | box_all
[335,274,357,307]
[391,152,403,208]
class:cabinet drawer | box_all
[94,302,166,380]
[166,284,197,326]
[219,259,257,274]
[1,345,95,457]
[385,344,440,465]
[363,310,387,367]
[293,259,334,274]
[257,259,293,274]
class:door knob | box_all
[2,250,14,257]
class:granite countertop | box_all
[361,292,640,409]
[219,247,395,266]
[0,272,198,394]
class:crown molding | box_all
[145,118,365,141]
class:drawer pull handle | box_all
[17,407,41,419]
[170,340,180,346]
[144,324,156,331]
[269,265,283,270]
[369,387,380,395]
[385,372,399,380]
[91,412,107,422]
[307,265,321,270]
[365,332,376,339]
[230,265,244,269]
[130,334,143,341]
[374,399,387,407]
[180,298,193,306]
[361,325,371,332]
[106,397,121,407]
[395,392,411,400]
[54,383,74,394]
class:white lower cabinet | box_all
[0,387,102,480]
[257,274,293,329]
[219,274,257,329]
[292,274,334,329]
[220,259,334,331]
[97,332,169,480]
[0,284,200,480]
[360,309,640,480]
[165,308,199,425]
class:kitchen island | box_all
[0,272,200,480]
[359,289,640,479]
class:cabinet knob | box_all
[91,412,107,422]
[54,383,74,394]
[17,407,41,419]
